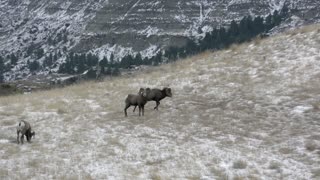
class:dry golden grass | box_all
[305,141,318,152]
[268,161,281,170]
[232,160,247,169]
[312,168,320,178]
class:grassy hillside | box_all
[0,24,320,179]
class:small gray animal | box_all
[124,88,149,117]
[16,120,35,144]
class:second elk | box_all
[124,88,149,117]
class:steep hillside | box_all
[0,24,320,179]
[0,0,320,81]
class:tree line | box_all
[0,6,289,82]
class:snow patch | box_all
[292,105,313,114]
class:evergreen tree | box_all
[26,43,36,56]
[238,16,249,42]
[0,55,4,83]
[63,33,68,43]
[165,47,178,62]
[280,5,289,18]
[151,51,163,65]
[77,53,86,73]
[10,53,18,66]
[272,10,282,26]
[57,50,62,58]
[36,48,44,59]
[86,53,98,67]
[185,39,198,55]
[49,53,53,65]
[210,29,219,49]
[264,14,273,31]
[120,55,134,68]
[252,16,264,35]
[48,37,54,45]
[44,54,53,67]
[53,53,58,62]
[246,16,254,36]
[29,60,40,72]
[201,32,212,50]
[217,27,228,48]
[228,20,239,43]
[134,53,143,65]
[142,57,151,65]
[100,56,108,67]
[109,53,115,67]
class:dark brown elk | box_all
[17,120,35,144]
[124,88,149,117]
[144,87,172,110]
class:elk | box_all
[136,87,172,110]
[124,88,149,117]
[16,120,35,144]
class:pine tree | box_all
[238,16,252,42]
[165,46,178,62]
[0,55,4,83]
[185,39,198,55]
[10,53,18,66]
[44,54,53,68]
[178,47,187,59]
[87,53,98,67]
[210,29,219,49]
[109,53,115,67]
[152,51,163,65]
[36,48,44,59]
[134,53,143,65]
[272,10,282,26]
[253,16,264,35]
[280,5,289,19]
[27,43,36,56]
[63,33,68,43]
[49,53,53,65]
[120,55,134,68]
[29,60,40,72]
[264,14,273,31]
[228,20,239,42]
[76,53,86,73]
[201,32,212,50]
[53,53,58,62]
[217,27,227,48]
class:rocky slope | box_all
[0,0,320,81]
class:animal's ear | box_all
[138,88,144,94]
[166,88,172,97]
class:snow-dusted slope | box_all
[0,24,320,179]
[1,0,320,81]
